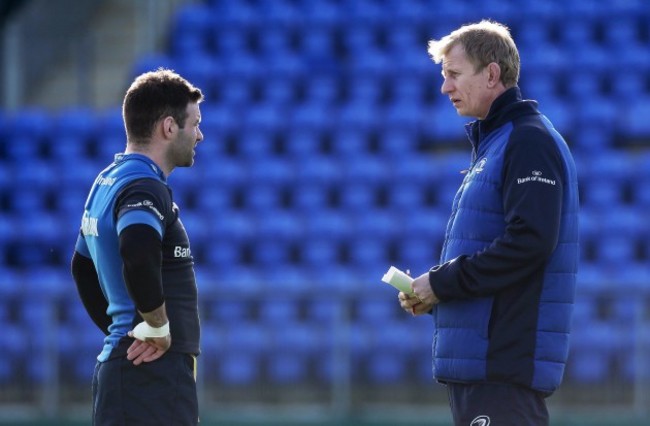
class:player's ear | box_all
[161,116,176,138]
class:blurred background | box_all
[1,0,649,425]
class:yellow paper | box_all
[381,266,413,294]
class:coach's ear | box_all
[485,62,501,88]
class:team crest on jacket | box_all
[473,157,487,174]
[470,415,490,426]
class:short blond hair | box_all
[428,20,520,87]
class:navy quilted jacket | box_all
[428,87,579,394]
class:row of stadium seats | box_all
[0,293,645,385]
[1,0,649,388]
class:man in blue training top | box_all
[398,20,579,426]
[71,68,204,425]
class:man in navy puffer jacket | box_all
[398,20,579,426]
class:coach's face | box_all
[169,102,203,168]
[440,44,495,120]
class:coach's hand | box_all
[399,272,439,316]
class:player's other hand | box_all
[126,334,171,365]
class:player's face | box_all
[440,44,493,119]
[170,102,203,168]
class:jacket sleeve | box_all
[430,126,565,301]
[71,237,112,335]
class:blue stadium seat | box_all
[221,321,269,356]
[207,300,249,324]
[307,299,340,322]
[218,351,260,385]
[338,182,377,212]
[264,266,313,294]
[260,77,295,106]
[200,159,246,188]
[597,235,637,264]
[383,100,422,133]
[301,237,340,268]
[566,71,601,99]
[348,323,373,362]
[618,43,650,73]
[242,184,284,211]
[251,239,292,267]
[304,209,351,241]
[329,128,369,157]
[581,179,622,209]
[130,54,177,81]
[291,181,331,212]
[4,135,41,161]
[366,352,407,383]
[193,187,233,212]
[616,263,650,293]
[423,101,470,143]
[345,76,383,105]
[209,212,255,244]
[201,248,243,280]
[521,43,566,75]
[272,323,322,356]
[603,18,639,46]
[575,262,611,293]
[23,266,69,299]
[342,154,387,185]
[356,300,397,322]
[215,79,251,108]
[535,96,574,136]
[620,96,650,138]
[266,50,306,80]
[5,108,50,143]
[221,52,262,81]
[267,352,309,384]
[248,158,294,186]
[337,100,380,131]
[557,20,594,48]
[568,322,613,383]
[385,182,426,209]
[169,3,213,56]
[259,299,299,323]
[599,207,646,237]
[283,128,322,161]
[515,21,550,48]
[572,122,614,152]
[394,238,442,276]
[297,0,341,28]
[59,158,98,189]
[9,184,50,214]
[243,103,287,133]
[610,72,645,100]
[290,101,334,131]
[93,133,124,164]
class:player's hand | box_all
[126,335,171,365]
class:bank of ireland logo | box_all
[470,415,490,426]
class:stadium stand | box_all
[1,0,649,394]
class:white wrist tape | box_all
[131,321,170,341]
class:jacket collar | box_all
[464,86,539,148]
